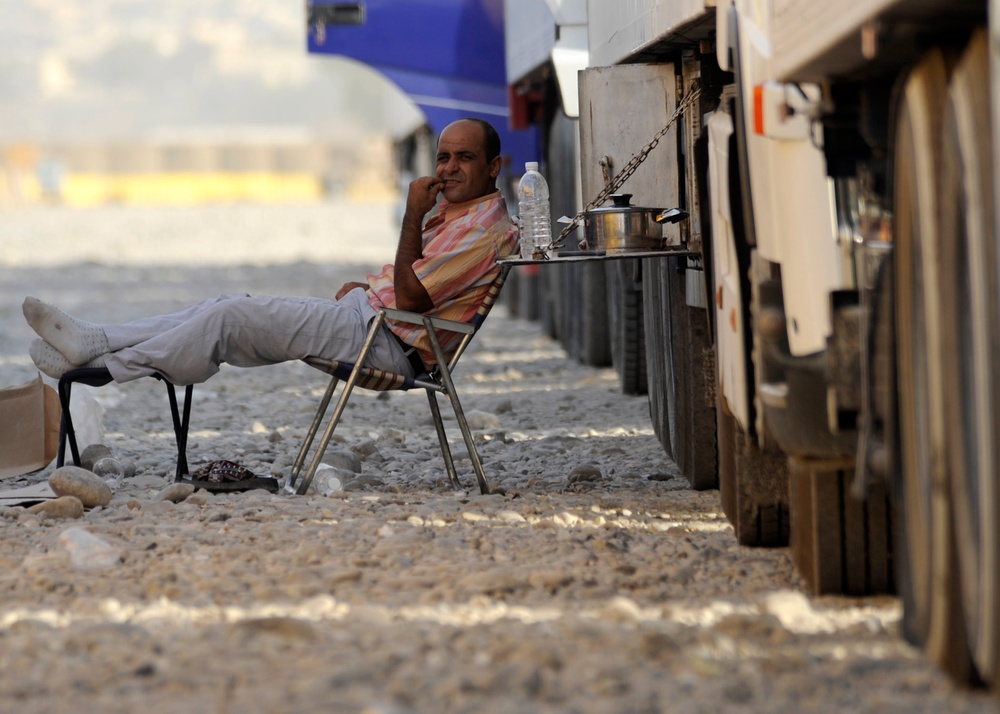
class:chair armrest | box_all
[381,308,474,335]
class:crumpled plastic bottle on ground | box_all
[59,527,122,570]
[313,464,344,496]
[92,456,125,491]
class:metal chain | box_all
[550,82,702,251]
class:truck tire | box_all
[893,47,975,684]
[608,260,647,395]
[643,257,675,459]
[502,267,521,317]
[645,256,717,488]
[552,263,577,352]
[537,265,559,339]
[939,30,999,688]
[668,258,718,490]
[557,263,584,361]
[515,266,539,322]
[545,111,581,343]
[580,263,611,366]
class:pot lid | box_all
[586,194,665,214]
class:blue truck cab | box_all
[305,0,538,181]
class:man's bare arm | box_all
[393,177,439,313]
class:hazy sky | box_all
[0,0,423,143]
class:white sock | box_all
[29,339,107,380]
[22,296,110,365]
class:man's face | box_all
[435,121,500,204]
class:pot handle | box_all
[655,208,689,225]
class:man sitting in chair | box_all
[22,118,518,384]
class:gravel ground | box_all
[0,203,996,714]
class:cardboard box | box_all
[0,373,60,479]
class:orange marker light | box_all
[753,84,765,135]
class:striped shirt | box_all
[366,190,518,366]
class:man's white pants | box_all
[102,288,412,385]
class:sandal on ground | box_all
[180,459,279,493]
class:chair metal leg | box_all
[423,318,491,495]
[291,315,386,495]
[426,389,461,489]
[294,366,364,495]
[286,375,339,492]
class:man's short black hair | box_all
[461,117,501,163]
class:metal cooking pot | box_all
[579,194,686,252]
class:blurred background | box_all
[0,0,440,384]
[0,0,425,207]
[0,0,534,382]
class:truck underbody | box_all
[306,0,1000,692]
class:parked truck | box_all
[505,0,999,690]
[305,0,997,689]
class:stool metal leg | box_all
[165,381,193,481]
[56,378,78,467]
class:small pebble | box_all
[158,483,196,503]
[465,410,501,430]
[497,510,526,523]
[79,444,113,471]
[568,465,602,483]
[28,496,84,520]
[185,491,213,506]
[322,450,363,473]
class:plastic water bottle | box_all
[314,464,344,496]
[517,161,551,259]
[93,457,126,491]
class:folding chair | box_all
[56,368,192,480]
[285,264,511,496]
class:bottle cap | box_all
[525,161,538,172]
